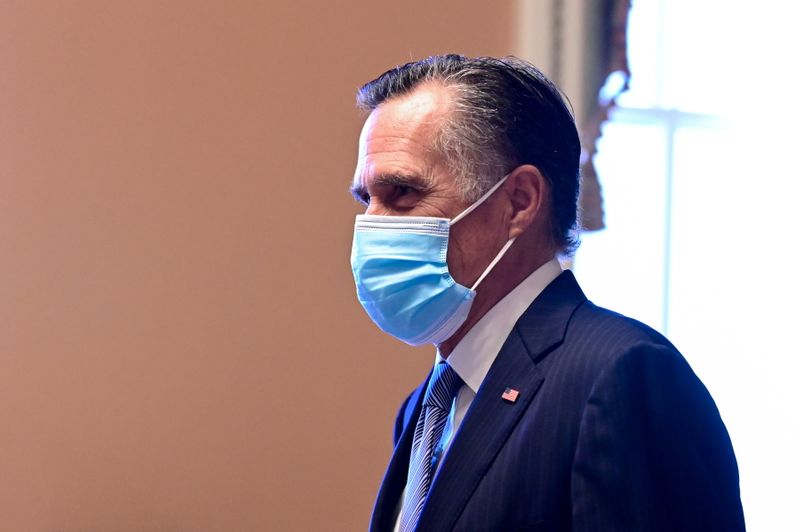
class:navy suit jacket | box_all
[370,271,745,531]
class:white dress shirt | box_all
[393,258,562,530]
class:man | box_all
[349,55,744,531]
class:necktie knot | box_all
[422,362,462,411]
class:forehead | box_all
[354,84,452,186]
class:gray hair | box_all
[357,55,581,253]
[433,78,512,201]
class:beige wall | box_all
[0,1,513,530]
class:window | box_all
[573,1,800,529]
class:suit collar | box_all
[416,328,544,531]
[444,258,563,393]
[514,270,587,362]
[418,271,586,530]
[370,271,587,531]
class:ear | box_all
[504,164,547,239]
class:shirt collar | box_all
[436,258,563,393]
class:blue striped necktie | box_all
[399,362,463,532]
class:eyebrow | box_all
[350,172,432,203]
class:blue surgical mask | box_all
[350,174,515,346]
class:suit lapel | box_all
[416,271,587,531]
[370,371,429,532]
[413,329,542,531]
[369,272,587,532]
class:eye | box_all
[387,184,421,210]
[391,184,419,200]
[396,185,413,196]
[359,191,371,205]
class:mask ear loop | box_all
[470,237,516,290]
[450,173,511,226]
[449,172,516,290]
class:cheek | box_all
[447,217,505,284]
[445,233,468,282]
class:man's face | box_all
[351,84,511,288]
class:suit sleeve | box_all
[570,342,745,532]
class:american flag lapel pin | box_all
[501,387,520,403]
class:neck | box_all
[438,251,554,358]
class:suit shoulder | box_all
[569,300,678,355]
[541,299,690,390]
